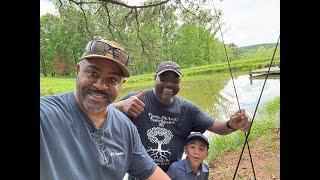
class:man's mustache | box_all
[87,87,109,97]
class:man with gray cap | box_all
[40,40,170,180]
[113,60,252,178]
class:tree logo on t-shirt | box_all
[146,127,173,162]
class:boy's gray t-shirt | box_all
[166,159,209,180]
[121,89,214,171]
[40,92,156,180]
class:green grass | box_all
[40,56,279,96]
[40,76,76,96]
[206,96,280,163]
[181,56,279,77]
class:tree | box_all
[41,0,234,75]
[41,10,87,76]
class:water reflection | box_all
[204,74,280,140]
[214,74,280,120]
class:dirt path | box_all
[209,131,280,180]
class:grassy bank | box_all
[40,56,279,96]
[206,96,280,163]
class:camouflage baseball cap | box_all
[81,39,130,77]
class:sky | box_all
[40,0,280,47]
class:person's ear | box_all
[204,150,208,158]
[183,145,187,153]
[76,63,81,75]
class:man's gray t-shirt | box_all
[40,92,156,180]
[121,89,213,171]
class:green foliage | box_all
[40,1,242,76]
[171,24,229,68]
[40,12,87,76]
[41,2,280,77]
[237,43,280,60]
[239,43,279,52]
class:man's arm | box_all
[207,119,236,135]
[207,109,252,135]
[146,166,171,180]
[112,90,147,117]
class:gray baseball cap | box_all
[186,132,209,148]
[156,61,181,77]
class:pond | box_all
[210,74,280,120]
[200,74,280,139]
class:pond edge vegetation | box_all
[206,96,280,163]
[40,56,280,96]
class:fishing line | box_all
[232,35,280,180]
[211,0,257,179]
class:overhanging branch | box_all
[98,0,172,9]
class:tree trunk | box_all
[72,48,78,64]
[40,51,47,77]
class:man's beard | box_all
[155,86,178,104]
[77,84,113,113]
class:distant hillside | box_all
[237,43,280,54]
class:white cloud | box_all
[40,0,57,16]
[218,0,280,47]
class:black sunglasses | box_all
[159,74,181,84]
[85,40,129,66]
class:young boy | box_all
[166,132,210,180]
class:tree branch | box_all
[94,4,103,15]
[178,0,198,18]
[102,3,126,46]
[98,0,172,9]
[134,8,145,54]
[122,8,134,22]
[103,3,116,40]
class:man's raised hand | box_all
[122,90,147,117]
